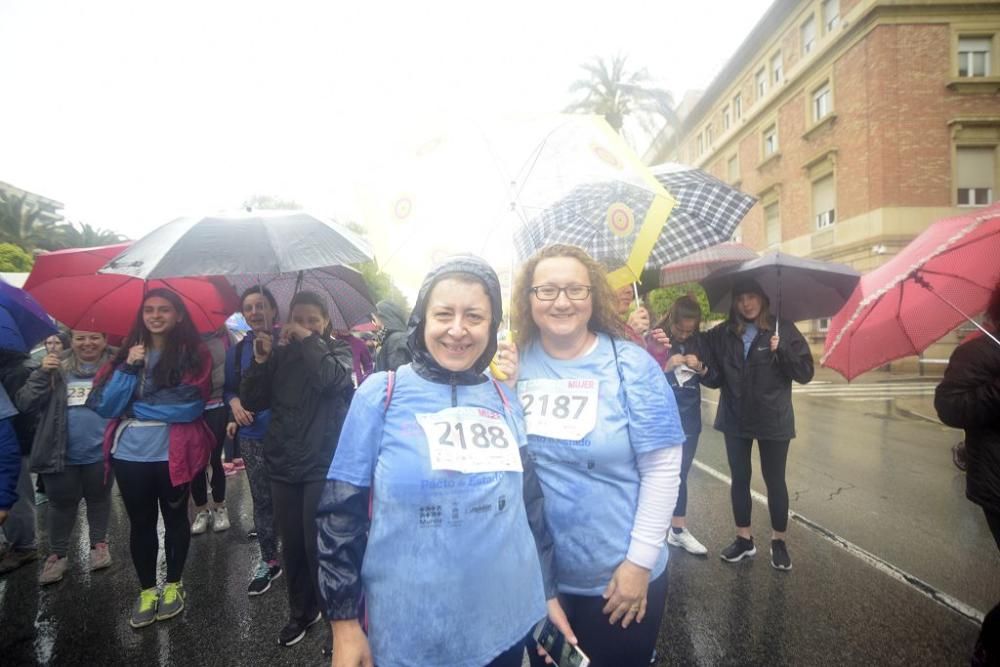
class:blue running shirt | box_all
[328,365,546,667]
[518,334,685,595]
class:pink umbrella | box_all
[822,203,1000,380]
[659,242,758,286]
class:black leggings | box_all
[271,479,325,623]
[673,433,700,517]
[975,510,1000,666]
[191,406,227,506]
[113,459,191,589]
[724,435,790,532]
[528,570,669,667]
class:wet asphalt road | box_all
[0,373,989,666]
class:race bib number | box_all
[517,378,599,441]
[416,406,523,474]
[66,380,93,408]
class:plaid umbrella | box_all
[659,242,758,286]
[230,266,376,331]
[514,162,755,289]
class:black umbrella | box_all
[701,251,860,330]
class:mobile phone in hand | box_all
[533,619,590,667]
[254,339,266,357]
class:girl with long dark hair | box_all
[88,288,215,628]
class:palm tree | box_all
[47,221,127,249]
[566,54,681,151]
[0,190,63,251]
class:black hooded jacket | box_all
[315,256,556,622]
[373,300,412,373]
[935,334,1000,515]
[241,332,354,484]
[702,317,814,440]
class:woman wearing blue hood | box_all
[316,256,551,667]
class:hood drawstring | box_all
[451,376,458,407]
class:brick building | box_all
[646,0,1000,365]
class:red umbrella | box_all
[24,243,240,337]
[659,242,758,286]
[821,203,1000,380]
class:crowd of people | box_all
[0,241,838,666]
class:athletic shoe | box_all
[952,441,968,472]
[247,560,282,596]
[232,458,246,471]
[0,548,39,575]
[223,462,238,477]
[720,536,756,563]
[667,528,708,555]
[90,542,112,571]
[34,492,49,505]
[212,506,231,532]
[246,529,258,540]
[191,510,210,535]
[38,554,68,585]
[277,611,322,647]
[129,588,159,628]
[770,539,792,571]
[157,582,186,621]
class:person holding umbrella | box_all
[87,288,215,628]
[513,244,685,667]
[934,279,1000,667]
[702,279,813,570]
[240,290,354,652]
[15,329,115,585]
[372,300,412,372]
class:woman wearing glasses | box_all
[513,244,685,667]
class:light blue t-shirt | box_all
[113,351,170,463]
[65,369,110,466]
[518,334,685,596]
[742,323,759,359]
[328,365,546,667]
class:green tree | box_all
[646,283,724,326]
[566,54,681,148]
[47,221,127,250]
[0,242,34,272]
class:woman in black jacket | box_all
[241,290,354,652]
[935,280,1000,667]
[702,279,813,571]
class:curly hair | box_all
[512,244,627,347]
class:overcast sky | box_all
[1,0,772,244]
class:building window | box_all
[816,317,830,332]
[956,146,995,206]
[801,15,817,55]
[958,37,992,77]
[813,174,836,228]
[765,202,781,247]
[763,124,779,157]
[696,132,704,156]
[756,67,767,100]
[727,155,740,182]
[733,94,743,121]
[822,0,840,33]
[813,82,832,122]
[771,52,783,84]
[705,124,713,147]
[723,105,732,130]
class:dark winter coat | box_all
[16,350,114,474]
[373,301,412,373]
[659,333,718,436]
[241,333,354,484]
[702,318,814,440]
[935,334,1000,515]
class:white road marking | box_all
[690,458,984,625]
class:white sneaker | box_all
[667,528,708,555]
[191,510,210,535]
[212,506,231,532]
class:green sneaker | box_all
[130,588,159,628]
[157,581,186,621]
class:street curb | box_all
[894,404,944,426]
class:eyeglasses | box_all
[530,284,593,301]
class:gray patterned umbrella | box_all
[513,163,756,284]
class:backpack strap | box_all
[383,370,396,415]
[489,377,511,415]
